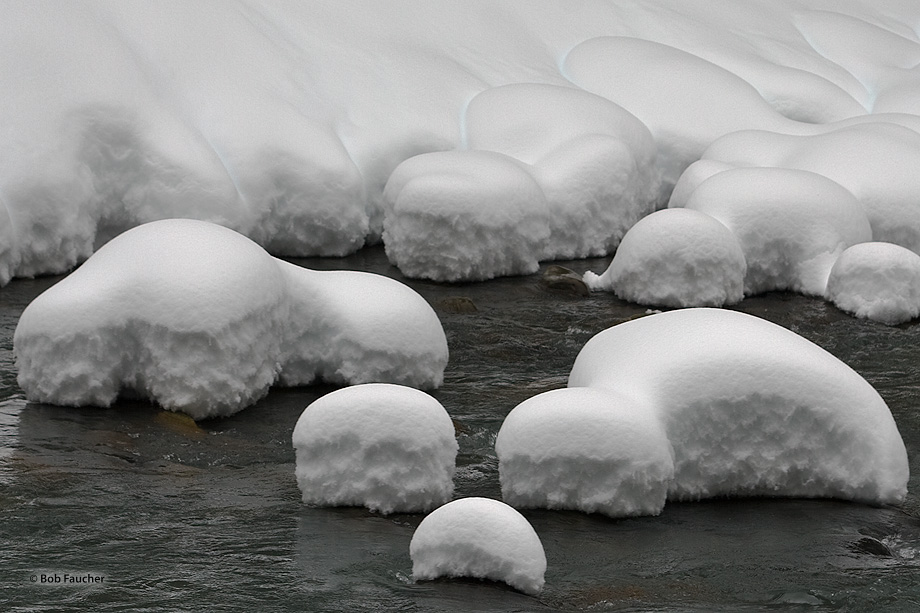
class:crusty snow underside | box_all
[3,0,920,288]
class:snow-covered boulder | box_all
[292,384,457,514]
[825,242,920,325]
[466,83,660,256]
[14,219,448,419]
[410,497,546,595]
[382,151,550,282]
[678,167,872,295]
[496,388,673,518]
[701,122,920,254]
[584,208,746,307]
[568,308,908,506]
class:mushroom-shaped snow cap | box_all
[410,497,546,595]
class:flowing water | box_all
[2,246,919,612]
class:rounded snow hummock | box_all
[410,497,546,595]
[382,150,550,282]
[825,242,920,325]
[292,384,458,514]
[584,208,746,308]
[496,387,673,517]
[568,308,909,506]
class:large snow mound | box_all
[825,242,920,325]
[292,384,457,514]
[496,387,673,517]
[678,167,872,295]
[584,208,746,308]
[14,219,448,419]
[410,497,546,595]
[567,309,909,506]
[5,1,920,286]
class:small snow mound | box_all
[496,388,673,517]
[585,208,746,308]
[825,242,920,325]
[383,150,549,282]
[681,167,872,295]
[410,497,546,595]
[292,384,457,514]
[569,308,909,505]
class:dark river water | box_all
[2,246,919,612]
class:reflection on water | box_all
[1,246,919,611]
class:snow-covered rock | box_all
[701,122,920,254]
[825,242,920,325]
[496,387,673,517]
[584,208,746,307]
[678,167,872,295]
[292,384,457,514]
[382,151,549,282]
[14,219,448,419]
[568,308,909,506]
[410,497,546,595]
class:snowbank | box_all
[14,220,448,419]
[292,384,457,514]
[5,1,920,288]
[410,497,546,595]
[568,309,909,506]
[584,208,746,307]
[496,388,673,517]
[825,242,920,325]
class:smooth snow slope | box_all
[2,1,920,283]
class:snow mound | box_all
[584,208,746,308]
[678,167,872,295]
[563,36,791,192]
[410,497,546,595]
[14,220,448,419]
[825,242,920,325]
[467,83,661,256]
[292,384,457,514]
[382,83,662,281]
[701,122,920,254]
[383,151,549,282]
[568,309,909,506]
[495,388,673,517]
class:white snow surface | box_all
[410,497,546,595]
[678,167,873,295]
[14,219,448,419]
[292,384,457,514]
[4,1,920,284]
[496,388,673,517]
[566,309,909,507]
[825,242,920,325]
[584,209,746,308]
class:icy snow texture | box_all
[292,384,457,514]
[584,209,746,307]
[496,388,673,517]
[825,242,920,325]
[679,167,872,295]
[5,2,920,286]
[567,309,909,507]
[410,497,546,595]
[14,220,448,419]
